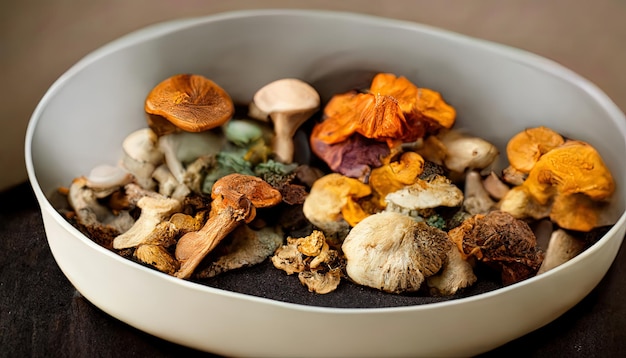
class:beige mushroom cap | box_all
[342,211,450,294]
[252,78,321,163]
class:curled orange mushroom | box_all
[145,74,235,135]
[500,139,615,231]
[506,126,564,173]
[302,173,372,231]
[311,90,409,147]
[310,73,457,152]
[524,140,614,205]
[368,151,425,208]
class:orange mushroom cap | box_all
[145,74,234,134]
[310,73,456,150]
[524,140,615,205]
[506,126,565,173]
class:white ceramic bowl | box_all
[25,9,626,357]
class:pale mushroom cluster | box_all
[58,72,617,299]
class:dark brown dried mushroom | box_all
[448,210,544,285]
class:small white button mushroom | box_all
[86,164,133,193]
[121,128,164,190]
[252,78,320,163]
[437,129,499,174]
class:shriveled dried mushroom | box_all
[112,194,182,249]
[500,140,615,231]
[384,174,464,218]
[302,173,371,237]
[342,212,451,294]
[448,210,544,285]
[368,151,425,208]
[67,176,136,248]
[196,224,284,278]
[506,126,564,173]
[174,174,282,279]
[272,230,343,294]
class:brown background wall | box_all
[2,0,625,190]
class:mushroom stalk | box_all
[537,229,585,274]
[175,203,247,279]
[174,173,282,279]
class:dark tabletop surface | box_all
[2,181,625,357]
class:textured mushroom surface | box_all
[342,212,451,293]
[448,210,544,285]
[145,74,234,133]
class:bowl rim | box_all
[24,8,626,314]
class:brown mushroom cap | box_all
[144,74,234,134]
[448,210,544,285]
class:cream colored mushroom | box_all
[384,174,464,218]
[120,128,164,190]
[251,78,320,163]
[426,245,477,296]
[112,194,182,249]
[342,212,450,294]
[537,229,586,274]
[67,176,136,242]
[462,170,497,215]
[437,129,499,174]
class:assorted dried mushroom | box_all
[56,72,617,300]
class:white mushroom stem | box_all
[175,200,250,279]
[152,164,191,202]
[121,128,164,190]
[537,229,586,274]
[112,195,181,249]
[86,164,133,195]
[427,246,477,295]
[157,131,224,184]
[463,170,496,215]
[482,171,510,200]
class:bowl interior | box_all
[24,10,626,357]
[29,11,626,222]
